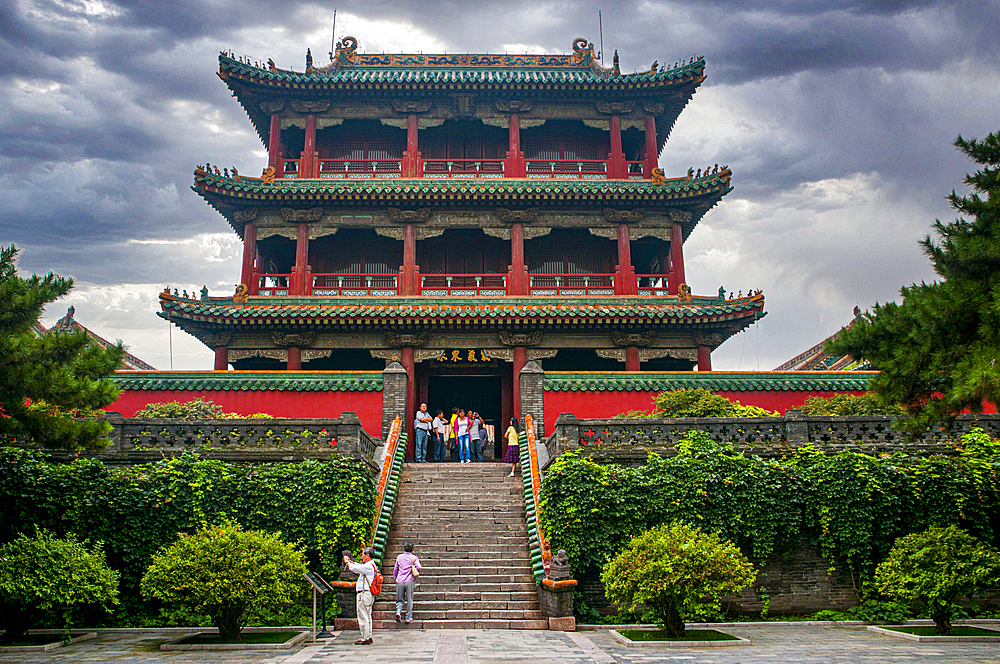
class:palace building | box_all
[158,37,765,436]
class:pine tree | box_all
[828,132,1000,431]
[0,245,124,450]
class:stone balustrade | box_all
[14,411,379,467]
[544,412,1000,464]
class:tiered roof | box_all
[193,168,733,238]
[219,38,706,151]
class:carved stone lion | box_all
[548,550,571,581]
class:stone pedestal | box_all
[539,579,577,630]
[331,580,357,630]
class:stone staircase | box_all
[373,462,547,629]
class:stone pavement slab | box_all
[2,625,999,664]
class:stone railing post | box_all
[785,410,809,447]
[382,361,408,441]
[102,411,125,455]
[519,361,544,438]
[338,411,362,455]
[551,412,580,457]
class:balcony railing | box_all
[311,273,399,297]
[420,274,507,296]
[526,159,608,179]
[422,159,505,179]
[318,159,403,179]
[636,274,671,297]
[280,160,299,178]
[626,161,646,179]
[256,274,292,297]
[528,274,616,296]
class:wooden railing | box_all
[280,159,299,178]
[420,274,507,296]
[422,159,505,179]
[519,414,550,584]
[528,274,616,296]
[626,161,646,178]
[310,273,399,297]
[635,274,671,296]
[318,159,402,178]
[371,417,406,565]
[526,159,608,179]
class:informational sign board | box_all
[303,571,333,594]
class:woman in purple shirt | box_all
[393,542,422,623]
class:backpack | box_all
[366,563,383,597]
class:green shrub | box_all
[0,530,119,642]
[0,448,375,625]
[602,522,756,637]
[875,525,1000,634]
[141,522,306,641]
[132,398,273,420]
[652,389,777,418]
[799,393,903,417]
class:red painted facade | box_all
[108,389,383,435]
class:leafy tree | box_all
[140,522,307,641]
[800,393,903,417]
[828,133,1000,431]
[875,525,1000,634]
[0,530,119,643]
[0,245,124,450]
[601,521,756,637]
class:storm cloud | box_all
[1,0,997,370]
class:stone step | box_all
[370,590,539,602]
[372,609,543,621]
[372,619,548,630]
[374,600,539,612]
[379,582,538,593]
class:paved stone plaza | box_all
[2,625,999,664]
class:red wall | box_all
[543,389,867,435]
[109,389,383,437]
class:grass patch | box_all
[883,626,1000,637]
[176,631,300,645]
[619,628,739,642]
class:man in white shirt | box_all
[414,403,433,462]
[344,547,377,645]
[432,410,448,462]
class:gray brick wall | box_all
[382,361,408,440]
[520,361,544,438]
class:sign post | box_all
[303,572,335,640]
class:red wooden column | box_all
[401,347,416,457]
[505,113,525,177]
[616,223,637,295]
[513,346,527,419]
[644,114,657,178]
[293,223,309,295]
[214,346,228,371]
[668,222,686,295]
[287,347,302,370]
[697,346,712,371]
[402,223,416,295]
[301,114,317,178]
[509,223,526,295]
[405,114,419,177]
[267,114,281,170]
[625,347,641,371]
[240,223,257,289]
[609,115,626,179]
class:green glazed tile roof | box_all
[219,52,705,88]
[544,371,873,392]
[194,169,732,200]
[112,371,382,391]
[158,294,765,327]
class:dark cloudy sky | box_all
[2,0,998,370]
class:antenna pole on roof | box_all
[599,10,604,63]
[330,8,337,60]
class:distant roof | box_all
[40,307,156,371]
[774,308,871,371]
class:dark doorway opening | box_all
[426,374,502,461]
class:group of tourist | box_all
[413,403,522,476]
[412,403,489,463]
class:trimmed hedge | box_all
[0,448,375,623]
